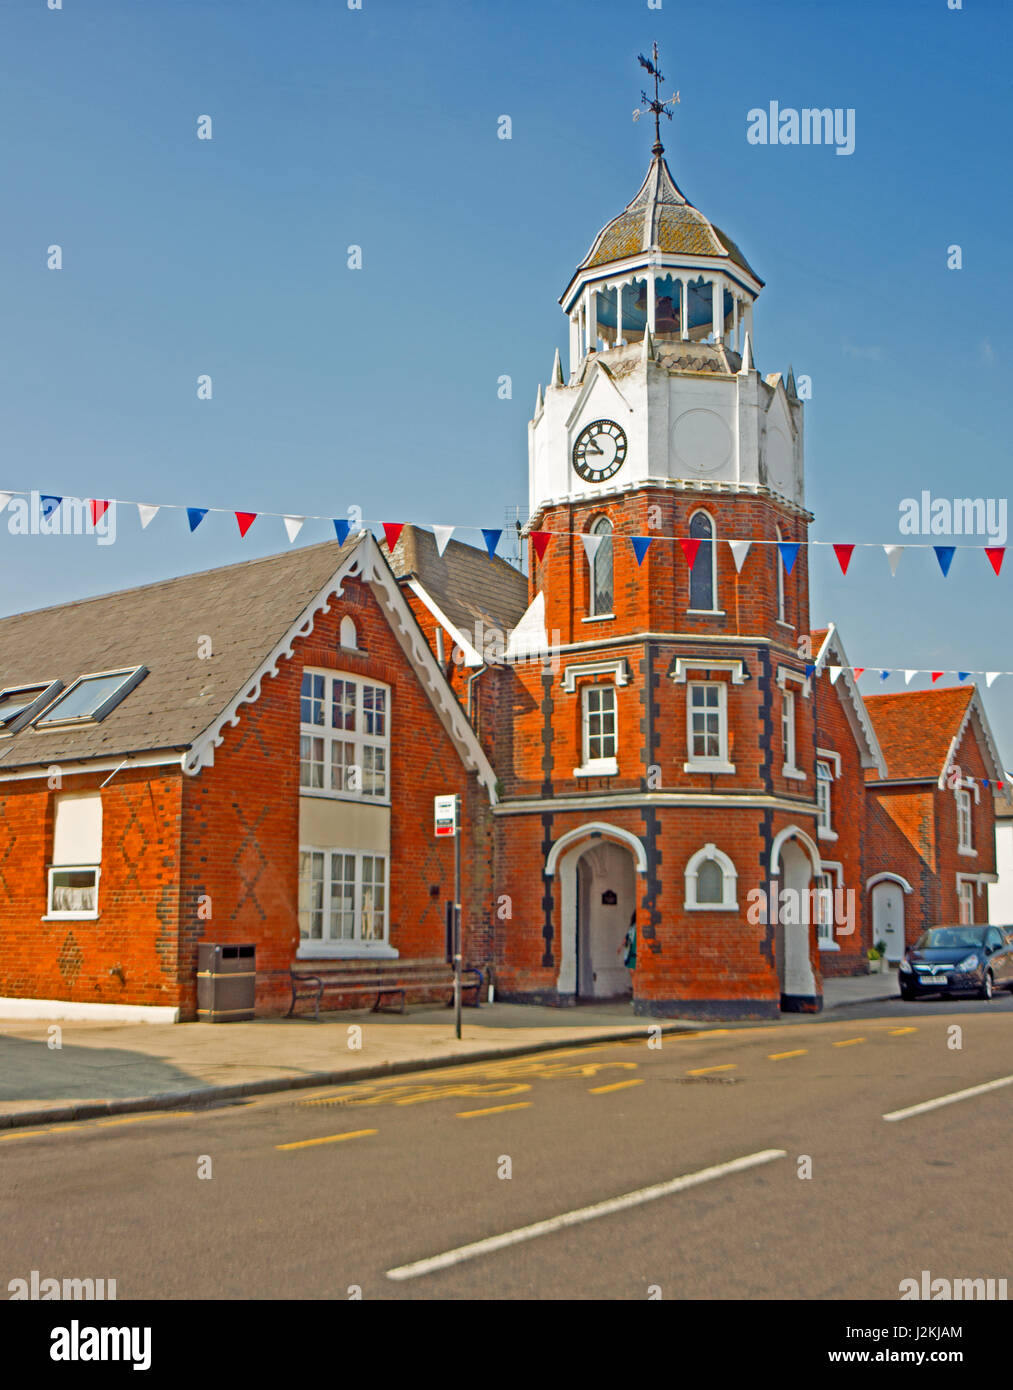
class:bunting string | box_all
[0,488,1007,577]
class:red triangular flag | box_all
[679,537,701,568]
[931,671,943,683]
[89,499,109,526]
[833,543,855,576]
[531,531,552,562]
[852,668,865,680]
[382,523,404,552]
[235,511,257,538]
[985,547,1005,575]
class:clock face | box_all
[572,419,627,483]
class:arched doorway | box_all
[575,842,636,998]
[547,824,646,1001]
[870,878,907,961]
[770,824,822,1011]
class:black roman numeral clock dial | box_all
[572,419,628,482]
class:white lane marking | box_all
[385,1148,786,1281]
[883,1073,1013,1123]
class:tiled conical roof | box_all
[576,153,761,284]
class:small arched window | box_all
[684,844,738,910]
[688,511,716,611]
[775,525,786,623]
[339,616,358,649]
[589,516,613,617]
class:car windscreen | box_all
[914,928,986,950]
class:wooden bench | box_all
[288,965,483,1021]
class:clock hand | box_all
[585,442,604,455]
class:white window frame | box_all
[816,760,834,837]
[956,788,974,855]
[34,667,147,729]
[46,792,103,921]
[815,863,841,951]
[957,878,975,925]
[299,668,391,804]
[684,681,735,774]
[297,847,396,958]
[776,669,808,781]
[575,683,618,777]
[684,844,738,910]
[46,865,101,921]
[587,516,614,619]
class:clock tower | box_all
[496,49,822,1020]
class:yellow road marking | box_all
[95,1112,193,1127]
[768,1049,807,1060]
[687,1064,737,1075]
[0,1111,193,1141]
[456,1102,532,1119]
[588,1079,645,1095]
[833,1037,866,1048]
[889,1027,917,1035]
[276,1128,377,1151]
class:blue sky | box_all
[1,0,1011,757]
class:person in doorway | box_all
[621,912,637,971]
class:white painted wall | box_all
[987,821,1013,924]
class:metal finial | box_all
[633,41,679,155]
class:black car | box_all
[899,925,1013,1001]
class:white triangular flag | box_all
[904,670,917,685]
[581,533,603,566]
[728,539,751,573]
[0,492,11,512]
[433,525,454,557]
[137,503,159,530]
[884,544,904,576]
[986,672,1000,687]
[829,665,843,685]
[283,516,304,544]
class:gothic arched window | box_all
[688,511,716,611]
[589,516,613,617]
[775,525,786,623]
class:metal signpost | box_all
[434,793,462,1039]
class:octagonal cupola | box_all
[559,148,764,378]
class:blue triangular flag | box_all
[957,671,970,682]
[983,779,991,789]
[805,664,816,678]
[934,545,955,576]
[40,494,62,519]
[880,670,890,681]
[778,542,800,574]
[333,519,350,545]
[482,528,502,558]
[187,508,208,532]
[631,536,651,566]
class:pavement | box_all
[0,972,898,1130]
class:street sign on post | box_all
[434,793,463,1038]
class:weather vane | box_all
[633,42,679,155]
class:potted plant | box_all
[867,942,889,974]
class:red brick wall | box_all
[0,768,183,1007]
[176,576,493,1017]
[811,673,870,975]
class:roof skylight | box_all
[34,668,148,727]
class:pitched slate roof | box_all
[0,537,364,771]
[575,154,762,285]
[863,687,976,781]
[382,525,528,645]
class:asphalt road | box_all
[2,994,1011,1301]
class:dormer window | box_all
[34,668,147,728]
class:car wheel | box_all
[978,971,994,1001]
[900,984,915,1001]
